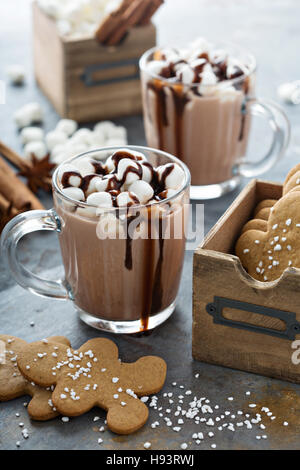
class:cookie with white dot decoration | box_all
[17,337,167,434]
[283,164,300,195]
[0,335,70,420]
[236,190,300,282]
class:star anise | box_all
[0,200,29,233]
[18,154,56,194]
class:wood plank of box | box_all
[193,179,300,384]
[32,2,156,122]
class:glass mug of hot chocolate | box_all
[140,38,290,199]
[1,147,190,334]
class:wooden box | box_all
[193,179,300,384]
[32,2,156,122]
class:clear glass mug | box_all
[1,147,190,334]
[140,43,290,200]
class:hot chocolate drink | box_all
[54,148,189,331]
[140,38,256,196]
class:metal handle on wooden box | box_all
[206,296,300,340]
[81,58,140,87]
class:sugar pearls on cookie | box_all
[58,149,185,208]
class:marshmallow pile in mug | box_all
[58,148,185,209]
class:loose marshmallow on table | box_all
[20,127,44,145]
[14,102,43,128]
[277,81,300,105]
[6,65,25,85]
[56,119,78,137]
[24,141,48,160]
[46,130,68,151]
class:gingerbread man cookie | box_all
[0,335,70,420]
[283,163,300,195]
[253,199,277,216]
[241,219,267,234]
[236,190,300,282]
[17,337,167,434]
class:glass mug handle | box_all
[233,98,291,178]
[0,208,69,299]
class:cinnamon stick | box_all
[95,0,160,46]
[137,0,163,25]
[95,0,132,43]
[0,157,44,211]
[0,140,28,171]
[105,0,153,46]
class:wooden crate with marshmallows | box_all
[193,171,300,384]
[33,0,162,122]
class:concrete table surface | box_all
[1,0,300,450]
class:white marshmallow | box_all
[160,188,177,199]
[51,143,66,158]
[46,130,68,151]
[146,60,169,77]
[61,187,85,201]
[108,126,127,140]
[277,81,300,105]
[56,19,72,36]
[95,174,119,192]
[117,158,142,186]
[6,65,25,85]
[71,128,93,146]
[85,176,103,195]
[14,102,43,128]
[157,163,185,190]
[176,64,195,84]
[141,163,153,183]
[24,141,47,160]
[20,127,44,145]
[189,37,212,57]
[104,155,116,173]
[58,164,81,180]
[94,121,118,139]
[129,180,154,204]
[86,191,113,208]
[116,191,140,207]
[56,119,78,137]
[105,137,127,147]
[200,63,217,85]
[73,159,96,176]
[38,0,64,19]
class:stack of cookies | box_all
[0,335,166,434]
[236,163,300,282]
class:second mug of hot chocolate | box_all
[140,38,290,199]
[1,147,190,334]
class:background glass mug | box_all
[140,43,290,200]
[1,147,190,334]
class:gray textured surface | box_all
[1,0,300,450]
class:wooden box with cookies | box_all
[32,0,162,122]
[193,168,300,384]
